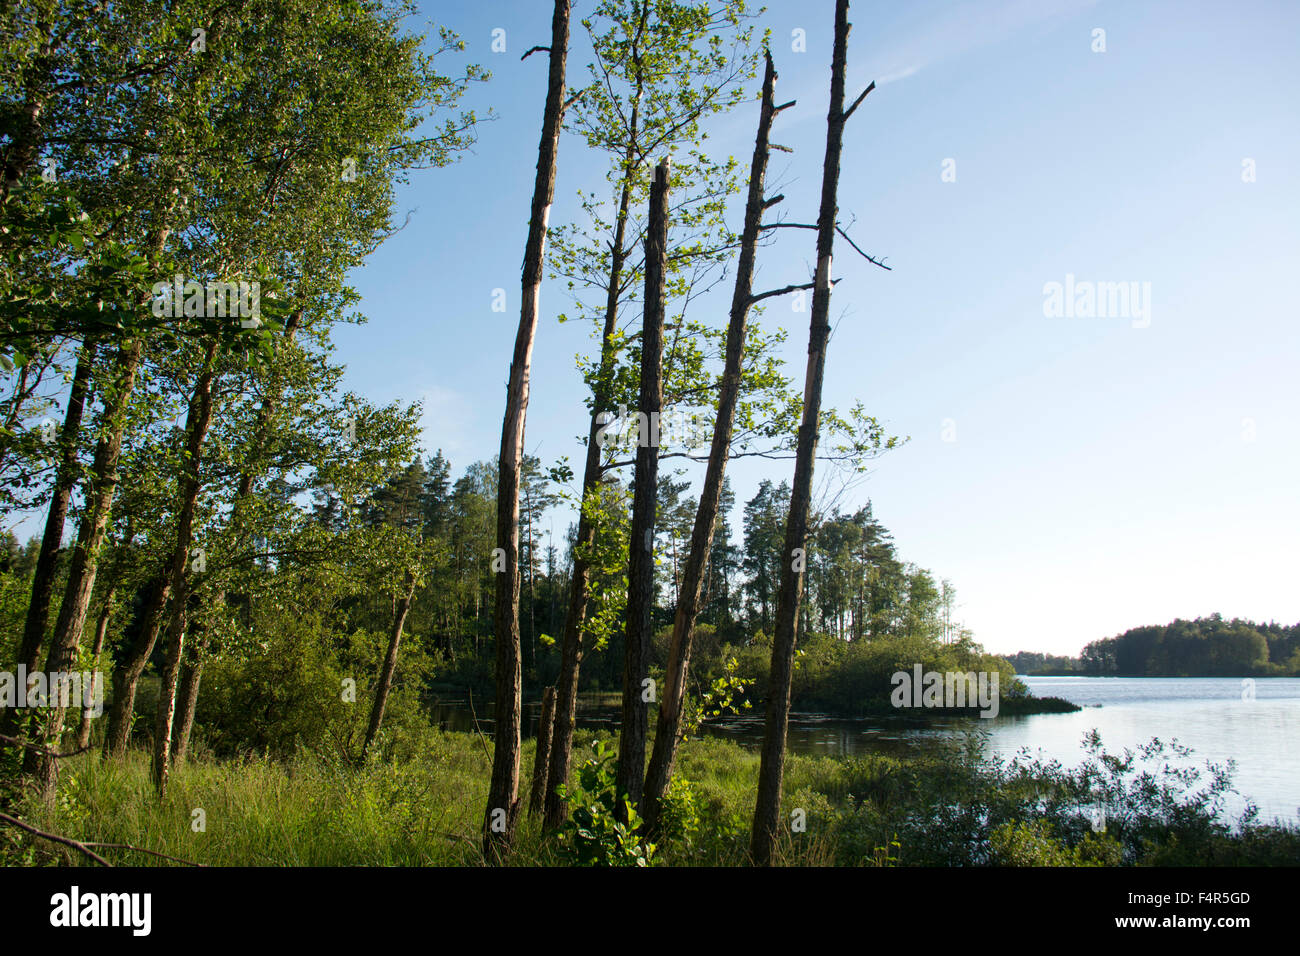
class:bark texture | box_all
[642,51,783,830]
[615,157,669,812]
[483,0,570,862]
[751,0,859,866]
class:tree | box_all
[483,0,571,862]
[641,50,789,829]
[752,0,876,865]
[615,156,668,811]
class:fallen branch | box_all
[0,812,112,867]
[0,732,93,759]
[81,842,208,867]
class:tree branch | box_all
[842,80,876,121]
[749,277,840,305]
[0,732,93,759]
[0,812,112,866]
[81,842,208,867]
[835,225,890,270]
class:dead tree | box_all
[750,0,875,865]
[483,0,571,863]
[641,50,793,831]
[615,157,669,812]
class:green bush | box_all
[554,740,656,867]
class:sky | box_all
[326,0,1299,656]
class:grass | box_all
[6,722,1298,867]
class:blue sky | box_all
[333,0,1300,655]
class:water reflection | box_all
[426,677,1300,823]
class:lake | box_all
[429,676,1300,825]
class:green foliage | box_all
[1073,615,1297,676]
[656,774,703,848]
[990,820,1124,867]
[554,740,656,867]
[682,653,752,740]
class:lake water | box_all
[430,676,1300,825]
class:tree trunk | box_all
[29,335,145,796]
[0,340,96,752]
[362,573,418,758]
[102,572,167,758]
[752,0,862,866]
[483,0,570,863]
[152,339,220,796]
[642,51,783,831]
[171,626,207,764]
[73,582,115,753]
[543,85,644,837]
[528,685,556,816]
[615,157,669,814]
[12,341,95,677]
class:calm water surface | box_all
[431,676,1300,824]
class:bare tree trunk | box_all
[483,0,570,863]
[152,339,220,796]
[642,52,784,831]
[362,573,417,758]
[752,0,869,866]
[615,157,668,814]
[0,340,97,752]
[528,685,556,815]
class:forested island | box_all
[1009,616,1300,677]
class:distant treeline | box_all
[1010,615,1300,677]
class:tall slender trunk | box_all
[642,52,783,830]
[752,0,864,866]
[30,337,145,794]
[14,341,96,673]
[1,340,96,750]
[615,157,669,813]
[483,0,570,862]
[151,338,220,796]
[543,90,645,836]
[362,573,417,758]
